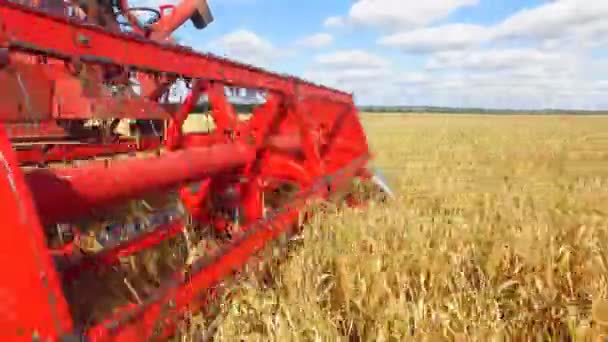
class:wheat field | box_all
[183,113,608,341]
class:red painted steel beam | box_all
[247,92,285,148]
[5,121,67,140]
[15,137,163,164]
[146,0,208,40]
[180,133,222,147]
[265,134,302,154]
[25,142,255,224]
[259,152,312,187]
[0,125,74,339]
[165,84,204,150]
[0,2,353,104]
[53,96,173,120]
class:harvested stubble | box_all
[179,113,608,341]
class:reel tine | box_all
[369,166,396,200]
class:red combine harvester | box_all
[0,0,393,340]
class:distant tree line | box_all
[165,102,608,116]
[357,106,608,115]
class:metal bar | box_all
[259,152,312,187]
[265,134,302,155]
[320,105,371,173]
[53,96,173,120]
[180,133,221,147]
[165,82,204,150]
[5,121,67,139]
[0,124,74,339]
[319,103,353,159]
[288,99,323,177]
[247,92,284,148]
[147,0,208,40]
[15,137,163,164]
[25,142,255,224]
[0,1,352,103]
[207,81,238,134]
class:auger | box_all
[0,0,393,340]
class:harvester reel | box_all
[0,0,386,339]
[54,193,195,325]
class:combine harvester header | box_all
[0,0,392,340]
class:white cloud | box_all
[336,0,479,30]
[378,24,489,53]
[424,48,574,72]
[385,68,608,110]
[475,0,608,51]
[373,0,608,53]
[197,1,608,110]
[330,0,608,109]
[303,50,396,103]
[295,33,334,48]
[396,72,429,85]
[493,1,608,42]
[419,69,608,110]
[416,47,599,109]
[206,29,280,67]
[323,16,345,28]
[314,50,391,70]
[307,68,392,85]
[302,43,608,109]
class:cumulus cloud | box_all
[378,24,489,53]
[303,44,608,109]
[386,69,607,110]
[206,29,280,67]
[323,16,345,28]
[326,0,608,109]
[419,49,603,109]
[332,0,479,30]
[200,1,608,110]
[314,50,391,70]
[424,48,575,72]
[295,33,334,48]
[493,1,608,42]
[374,0,608,53]
[303,50,393,101]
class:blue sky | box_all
[140,0,608,109]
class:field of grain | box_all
[187,113,608,341]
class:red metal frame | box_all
[0,0,375,340]
[14,137,163,165]
[0,1,351,102]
